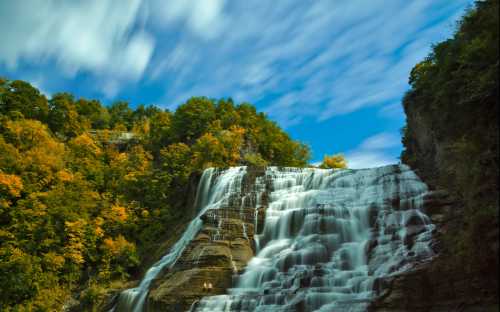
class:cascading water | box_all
[113,166,248,312]
[193,165,435,311]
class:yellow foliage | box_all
[70,133,102,156]
[64,219,86,265]
[192,126,245,168]
[4,119,51,150]
[94,226,104,238]
[113,123,127,132]
[7,247,26,260]
[319,154,348,169]
[43,252,65,271]
[110,204,128,222]
[0,228,15,240]
[93,217,105,238]
[56,170,74,182]
[103,235,135,256]
[132,119,150,136]
[0,172,23,197]
[113,152,128,164]
[5,119,66,186]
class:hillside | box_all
[0,83,309,311]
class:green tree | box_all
[0,79,49,121]
[109,101,133,130]
[75,98,110,129]
[172,97,217,144]
[48,93,87,138]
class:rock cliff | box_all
[143,167,267,312]
[374,1,499,310]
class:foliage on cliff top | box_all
[0,79,310,310]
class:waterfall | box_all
[113,166,248,312]
[193,165,435,311]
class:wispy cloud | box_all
[149,0,227,39]
[0,0,470,131]
[345,132,401,169]
[0,0,154,95]
[141,0,469,126]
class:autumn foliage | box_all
[0,78,309,310]
[319,154,348,169]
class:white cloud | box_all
[149,0,226,39]
[345,132,402,169]
[359,132,400,150]
[345,151,396,170]
[0,0,154,91]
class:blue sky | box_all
[0,0,472,168]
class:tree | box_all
[148,110,172,154]
[48,93,87,138]
[74,98,110,129]
[216,98,240,129]
[0,79,49,122]
[319,154,347,169]
[108,101,133,130]
[171,97,216,144]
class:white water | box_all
[113,166,248,312]
[193,165,435,311]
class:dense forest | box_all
[0,82,311,311]
[401,0,498,304]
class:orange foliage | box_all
[0,172,23,197]
[110,204,128,222]
[56,170,74,182]
[103,235,135,256]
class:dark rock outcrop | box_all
[375,1,499,310]
[370,191,499,311]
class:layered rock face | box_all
[145,167,268,311]
[113,166,268,312]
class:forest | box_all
[0,84,311,310]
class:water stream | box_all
[113,167,248,312]
[115,164,434,311]
[193,165,434,311]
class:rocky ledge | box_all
[144,167,267,312]
[370,190,499,311]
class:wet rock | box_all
[143,167,268,311]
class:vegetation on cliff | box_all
[401,0,498,296]
[0,80,309,310]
